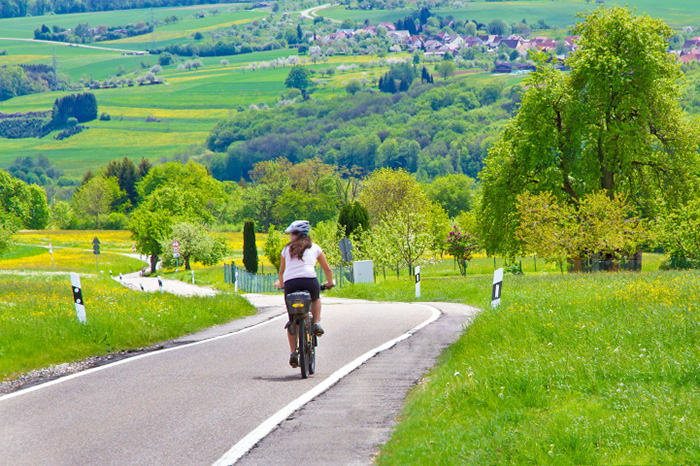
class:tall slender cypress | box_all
[243,220,258,274]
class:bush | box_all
[102,212,129,230]
[99,112,111,121]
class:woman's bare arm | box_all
[317,252,334,287]
[275,255,286,289]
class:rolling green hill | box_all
[1,1,698,178]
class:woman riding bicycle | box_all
[274,220,334,368]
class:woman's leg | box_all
[287,328,296,353]
[311,298,321,324]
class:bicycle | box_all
[285,283,333,379]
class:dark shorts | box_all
[284,277,320,301]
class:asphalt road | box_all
[0,297,443,466]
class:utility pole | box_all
[52,48,59,90]
[150,8,157,51]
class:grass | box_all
[331,270,700,465]
[0,232,258,381]
[0,272,255,381]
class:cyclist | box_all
[274,220,334,368]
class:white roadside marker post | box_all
[191,270,195,285]
[49,243,55,272]
[491,267,503,308]
[70,273,87,323]
[415,265,421,298]
[157,276,164,293]
[234,266,238,293]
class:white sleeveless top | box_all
[282,243,322,282]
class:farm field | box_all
[322,0,700,29]
[331,270,700,465]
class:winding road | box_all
[0,290,477,465]
[300,3,340,23]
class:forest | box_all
[205,74,517,182]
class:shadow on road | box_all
[253,375,304,383]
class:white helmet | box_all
[285,220,311,235]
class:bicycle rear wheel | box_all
[308,318,316,375]
[298,318,309,379]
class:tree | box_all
[285,66,312,99]
[656,198,700,262]
[338,201,370,237]
[487,18,510,36]
[0,213,17,257]
[465,21,477,37]
[425,174,475,218]
[373,207,435,275]
[436,60,455,80]
[50,200,73,229]
[158,52,174,66]
[479,6,700,257]
[264,225,285,272]
[359,168,424,224]
[105,156,139,209]
[25,184,50,230]
[160,222,228,270]
[445,225,480,275]
[243,220,258,273]
[346,79,361,95]
[72,176,120,229]
[137,160,225,216]
[130,208,172,274]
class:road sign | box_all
[491,268,503,308]
[172,240,180,249]
[132,245,136,253]
[70,273,86,323]
[92,237,100,255]
[339,237,353,263]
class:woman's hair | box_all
[287,234,313,260]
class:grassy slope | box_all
[331,271,700,465]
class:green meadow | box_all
[331,270,700,465]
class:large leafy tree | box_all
[284,66,312,99]
[479,6,700,257]
[129,160,225,270]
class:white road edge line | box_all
[212,304,442,466]
[0,313,287,403]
